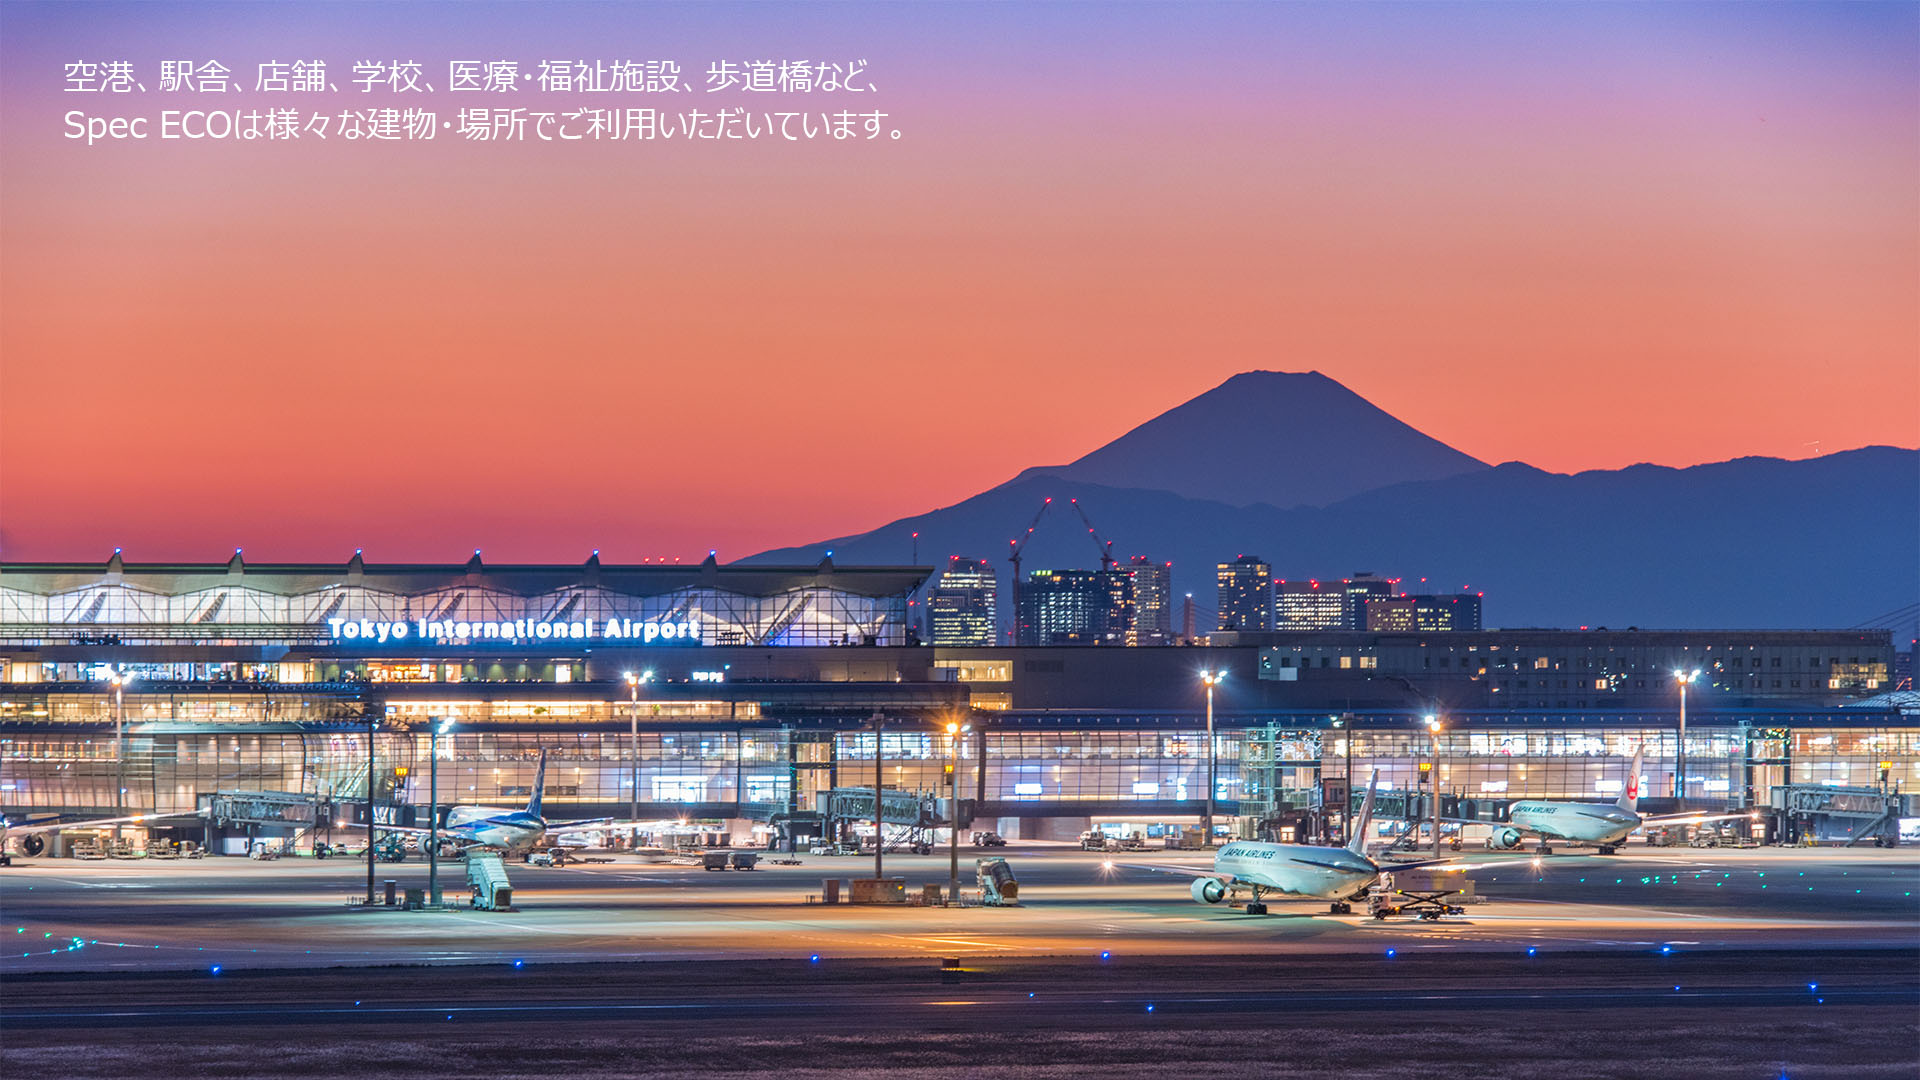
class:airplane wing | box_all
[1107,861,1222,879]
[4,810,200,836]
[1375,855,1544,873]
[1637,810,1762,828]
[542,817,621,835]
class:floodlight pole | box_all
[111,675,127,839]
[428,719,441,907]
[365,710,376,906]
[628,673,641,836]
[872,712,885,883]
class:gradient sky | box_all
[1,2,1914,563]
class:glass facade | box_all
[12,715,1910,819]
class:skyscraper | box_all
[1215,555,1273,631]
[1018,568,1130,645]
[1125,556,1173,646]
[1363,592,1484,632]
[1340,573,1395,630]
[928,556,997,646]
[1276,580,1344,629]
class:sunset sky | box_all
[1,1,1914,563]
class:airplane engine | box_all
[1486,827,1525,850]
[1190,877,1229,905]
[21,834,46,856]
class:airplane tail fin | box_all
[1616,745,1643,813]
[526,749,548,819]
[1345,770,1379,856]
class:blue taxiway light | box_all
[1145,1004,1155,1013]
[513,960,524,969]
[1527,948,1537,956]
[210,965,222,975]
[1385,949,1396,958]
[810,954,821,963]
[1100,951,1111,960]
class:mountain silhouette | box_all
[744,372,1918,631]
[1018,370,1489,508]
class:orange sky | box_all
[1,2,1914,562]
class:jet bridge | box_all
[1771,783,1903,845]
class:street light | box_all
[625,671,641,835]
[1672,669,1701,809]
[945,718,972,904]
[1424,714,1443,857]
[428,716,454,908]
[108,672,133,839]
[1200,670,1226,846]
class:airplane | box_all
[1,810,198,863]
[375,750,624,858]
[1471,746,1760,855]
[1112,771,1519,915]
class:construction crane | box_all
[1067,498,1116,572]
[1007,498,1055,644]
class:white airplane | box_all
[377,750,623,858]
[1473,746,1759,855]
[1,811,197,863]
[1116,772,1510,915]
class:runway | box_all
[3,844,1914,973]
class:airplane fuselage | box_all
[439,806,550,853]
[1214,841,1380,900]
[1508,801,1641,846]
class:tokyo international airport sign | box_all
[326,618,701,645]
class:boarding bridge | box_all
[201,790,330,827]
[464,853,514,910]
[1770,783,1902,845]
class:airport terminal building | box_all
[2,556,1912,847]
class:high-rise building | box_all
[1276,580,1344,629]
[1125,557,1173,646]
[1215,555,1273,631]
[928,556,997,646]
[1414,592,1482,632]
[1363,592,1484,632]
[1018,568,1131,645]
[1340,573,1395,630]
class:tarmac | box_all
[3,842,1915,972]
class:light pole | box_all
[1424,714,1443,857]
[945,718,971,904]
[365,709,377,906]
[428,717,453,907]
[1201,670,1225,846]
[625,671,642,837]
[1673,669,1700,809]
[871,712,885,884]
[109,672,132,839]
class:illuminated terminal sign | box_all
[326,618,701,644]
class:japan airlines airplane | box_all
[0,811,197,862]
[1116,772,1508,915]
[379,750,621,857]
[1473,747,1758,855]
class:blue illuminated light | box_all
[810,954,821,963]
[210,965,222,975]
[1385,949,1396,958]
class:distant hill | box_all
[745,445,1919,631]
[1018,370,1489,509]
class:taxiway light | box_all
[810,954,821,963]
[1100,951,1111,960]
[1385,949,1396,958]
[210,965,221,975]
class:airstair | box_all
[465,852,515,910]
